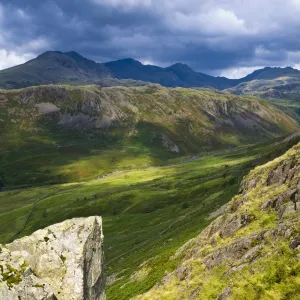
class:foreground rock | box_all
[0,216,105,300]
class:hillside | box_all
[0,84,299,188]
[226,77,300,116]
[136,142,300,300]
[241,66,300,81]
[2,51,300,90]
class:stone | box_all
[202,234,258,269]
[219,214,255,238]
[189,286,201,299]
[266,157,298,186]
[290,237,300,250]
[217,287,231,300]
[175,265,191,281]
[0,216,105,300]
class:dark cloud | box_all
[1,0,300,77]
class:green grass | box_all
[0,84,298,189]
[267,98,300,116]
[136,142,300,300]
[0,125,180,188]
[0,135,299,299]
[0,84,299,299]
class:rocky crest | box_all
[136,143,300,299]
[0,216,105,300]
[1,85,299,152]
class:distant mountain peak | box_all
[263,66,295,70]
[119,58,142,65]
[243,65,300,81]
[37,51,63,58]
[64,51,85,59]
[64,50,81,55]
[169,63,193,72]
[104,58,143,68]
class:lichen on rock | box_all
[0,216,105,300]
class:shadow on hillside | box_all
[0,119,186,189]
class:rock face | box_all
[0,216,105,300]
[136,143,300,300]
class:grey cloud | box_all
[0,0,300,75]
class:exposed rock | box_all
[239,177,260,194]
[280,203,300,218]
[175,265,191,281]
[0,216,105,300]
[35,102,60,115]
[290,237,300,250]
[219,214,255,238]
[217,287,231,300]
[202,233,260,269]
[188,286,201,299]
[266,157,298,186]
[261,195,285,211]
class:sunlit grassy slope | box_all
[137,142,300,300]
[0,134,299,299]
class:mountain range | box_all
[1,51,300,90]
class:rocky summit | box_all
[0,216,105,300]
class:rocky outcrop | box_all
[0,216,105,300]
[136,143,300,300]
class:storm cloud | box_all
[1,0,300,78]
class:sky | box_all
[1,0,300,78]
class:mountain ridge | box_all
[1,50,300,90]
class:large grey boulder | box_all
[0,216,105,300]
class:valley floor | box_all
[0,134,299,299]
